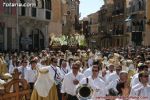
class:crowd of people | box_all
[0,46,150,100]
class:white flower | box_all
[0,79,6,85]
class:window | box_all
[45,0,51,10]
[45,10,51,19]
[20,0,25,16]
[32,8,36,17]
[36,0,44,8]
[4,0,12,15]
[0,23,5,50]
[7,28,12,50]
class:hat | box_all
[137,63,148,69]
[137,63,144,67]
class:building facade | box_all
[125,0,146,46]
[100,0,128,48]
[0,0,17,51]
[61,0,80,35]
[126,0,150,46]
[85,12,100,49]
[0,0,51,51]
[99,5,112,48]
[145,0,150,46]
[0,0,80,51]
[18,0,51,50]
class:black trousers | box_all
[67,94,78,100]
[56,84,62,100]
[29,83,34,90]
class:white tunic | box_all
[34,67,54,97]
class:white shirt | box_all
[80,76,107,100]
[61,71,85,96]
[131,73,150,88]
[106,72,119,86]
[129,83,150,100]
[88,58,93,68]
[99,75,107,82]
[17,65,28,78]
[47,65,63,85]
[66,62,72,72]
[24,67,38,83]
[105,70,115,84]
[83,67,92,78]
[9,64,16,74]
[106,79,119,92]
[60,67,69,78]
[130,73,139,87]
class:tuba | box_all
[76,78,93,100]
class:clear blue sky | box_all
[79,0,104,19]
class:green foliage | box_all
[51,34,87,46]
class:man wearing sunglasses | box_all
[61,61,84,100]
[131,64,149,88]
[129,71,150,100]
[18,59,29,79]
[80,65,107,100]
[106,65,122,89]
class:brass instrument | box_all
[76,82,93,100]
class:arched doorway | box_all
[29,29,44,51]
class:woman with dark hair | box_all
[116,81,130,100]
[116,82,128,96]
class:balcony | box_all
[132,21,145,32]
[128,3,145,15]
[112,29,124,36]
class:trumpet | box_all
[76,84,93,100]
